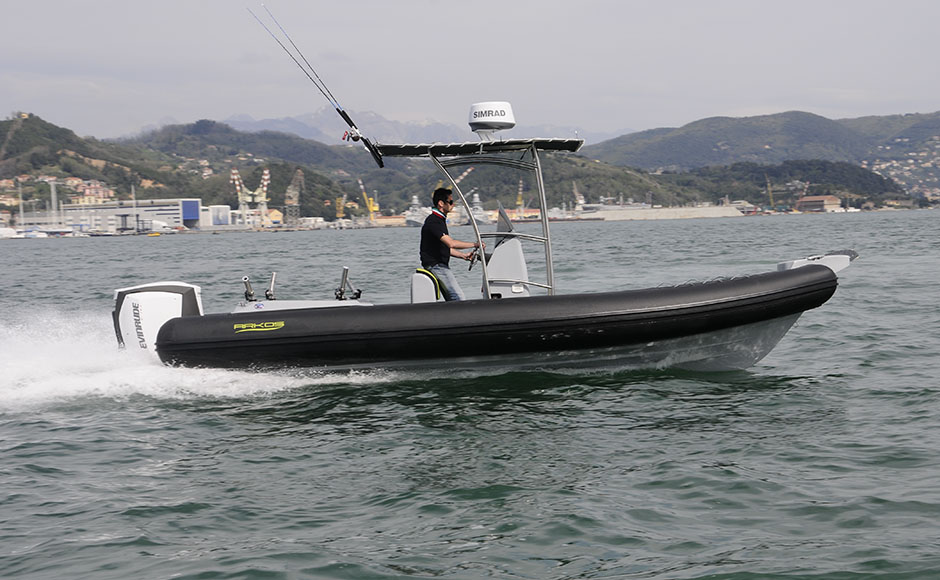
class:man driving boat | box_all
[419,187,483,301]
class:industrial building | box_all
[794,195,843,213]
[15,197,318,234]
[63,198,201,233]
[17,198,219,233]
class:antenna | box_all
[468,102,515,141]
[248,5,384,168]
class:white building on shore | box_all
[20,198,205,233]
[18,198,315,233]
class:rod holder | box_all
[335,267,350,300]
[265,272,277,300]
[334,267,362,300]
[242,276,256,302]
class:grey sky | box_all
[3,0,938,140]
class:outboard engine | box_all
[113,282,203,358]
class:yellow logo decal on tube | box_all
[234,321,285,333]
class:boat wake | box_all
[0,309,413,411]
[3,308,682,414]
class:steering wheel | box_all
[468,248,481,271]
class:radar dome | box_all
[468,102,515,137]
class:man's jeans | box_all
[428,264,466,301]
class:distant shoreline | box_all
[1,207,929,240]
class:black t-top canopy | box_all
[375,138,583,158]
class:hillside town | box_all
[863,135,940,201]
[0,176,115,205]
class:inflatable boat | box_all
[113,136,857,373]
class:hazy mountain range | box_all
[223,107,629,147]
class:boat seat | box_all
[411,268,443,303]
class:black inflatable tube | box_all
[156,265,837,369]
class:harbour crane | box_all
[230,168,271,226]
[455,166,474,184]
[572,181,585,211]
[283,169,303,226]
[516,179,527,217]
[434,166,474,191]
[764,174,775,211]
[357,178,380,224]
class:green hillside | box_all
[582,111,872,170]
[659,160,903,210]
[124,120,373,175]
[836,111,940,141]
[0,115,356,219]
[581,109,940,198]
[1,114,189,203]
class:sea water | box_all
[1,210,939,579]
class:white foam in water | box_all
[0,309,404,411]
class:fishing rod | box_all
[248,5,384,168]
